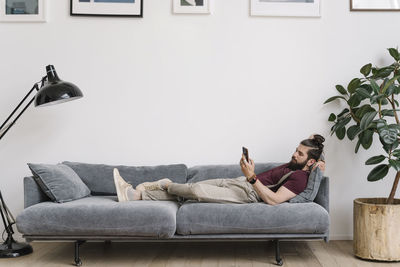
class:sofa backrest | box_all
[187,162,329,211]
[63,161,188,195]
[187,162,282,182]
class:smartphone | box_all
[242,147,249,163]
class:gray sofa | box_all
[16,162,330,266]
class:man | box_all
[114,134,325,205]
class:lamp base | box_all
[0,236,33,258]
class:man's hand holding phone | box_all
[240,147,255,179]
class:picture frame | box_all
[0,0,46,22]
[173,0,212,14]
[350,0,400,11]
[250,0,320,17]
[71,0,143,17]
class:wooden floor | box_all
[1,240,400,267]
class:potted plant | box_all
[325,47,400,261]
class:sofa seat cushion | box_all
[176,202,329,235]
[16,196,179,238]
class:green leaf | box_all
[355,87,371,98]
[333,117,352,137]
[382,75,400,95]
[330,123,337,134]
[365,155,386,165]
[347,125,361,140]
[373,67,393,79]
[361,130,374,149]
[360,111,377,130]
[360,63,372,76]
[360,84,373,94]
[337,116,352,128]
[378,127,398,145]
[324,96,347,104]
[336,127,346,140]
[355,105,375,120]
[337,108,350,118]
[348,78,361,94]
[328,113,336,121]
[370,94,386,104]
[381,109,395,116]
[376,119,386,129]
[395,100,399,107]
[382,140,399,154]
[389,123,400,131]
[389,159,400,171]
[388,48,400,61]
[355,138,361,153]
[367,164,389,181]
[348,94,362,108]
[335,85,348,95]
[392,149,400,157]
[370,79,380,94]
[386,84,396,96]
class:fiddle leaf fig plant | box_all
[325,47,400,204]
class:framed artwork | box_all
[0,0,46,22]
[351,0,400,11]
[71,0,143,17]
[173,0,211,14]
[250,0,320,17]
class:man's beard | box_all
[288,157,307,170]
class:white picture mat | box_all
[173,0,211,14]
[0,0,46,22]
[72,0,141,15]
[352,0,400,9]
[250,0,320,17]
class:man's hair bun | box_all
[312,134,325,149]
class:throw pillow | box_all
[289,166,323,203]
[28,163,91,203]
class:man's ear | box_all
[307,158,316,167]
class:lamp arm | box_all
[0,83,41,141]
[0,191,14,237]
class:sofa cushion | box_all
[27,163,91,203]
[187,162,283,183]
[63,161,188,195]
[176,202,329,235]
[16,196,179,238]
[289,166,323,203]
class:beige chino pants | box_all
[141,176,261,204]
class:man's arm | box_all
[251,181,296,205]
[240,155,296,205]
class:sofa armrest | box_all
[314,176,329,212]
[24,176,50,208]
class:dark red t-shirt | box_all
[256,163,309,195]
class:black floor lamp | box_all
[0,65,83,257]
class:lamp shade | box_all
[34,65,83,107]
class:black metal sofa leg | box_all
[74,240,86,266]
[274,239,283,266]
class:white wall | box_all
[0,0,399,241]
